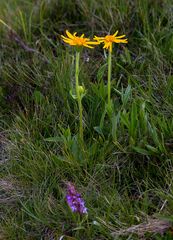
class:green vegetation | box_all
[1,0,173,239]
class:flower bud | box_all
[78,85,85,95]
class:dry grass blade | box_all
[0,178,23,204]
[0,232,6,240]
[111,218,171,237]
[0,133,9,165]
[8,30,49,63]
[0,19,48,62]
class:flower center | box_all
[105,35,115,42]
[75,37,86,45]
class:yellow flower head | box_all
[61,30,99,49]
[94,31,128,52]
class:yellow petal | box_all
[83,44,94,49]
[86,41,100,45]
[94,36,105,41]
[113,31,118,37]
[115,35,126,39]
[105,42,112,50]
[62,38,74,44]
[66,30,75,39]
[61,35,70,41]
[103,43,109,49]
[114,39,128,43]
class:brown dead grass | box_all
[111,218,171,238]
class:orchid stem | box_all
[75,51,83,141]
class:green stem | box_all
[75,51,83,141]
[107,50,112,109]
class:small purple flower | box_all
[66,182,87,215]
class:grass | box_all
[1,0,173,239]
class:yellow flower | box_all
[94,31,128,52]
[61,30,99,49]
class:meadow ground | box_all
[1,0,173,239]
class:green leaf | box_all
[129,101,138,141]
[94,126,104,136]
[33,90,44,104]
[121,110,130,129]
[111,111,120,141]
[97,63,107,82]
[132,146,150,155]
[146,144,159,153]
[44,136,63,142]
[69,89,77,100]
[123,84,132,106]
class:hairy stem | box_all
[107,50,112,108]
[75,51,83,141]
